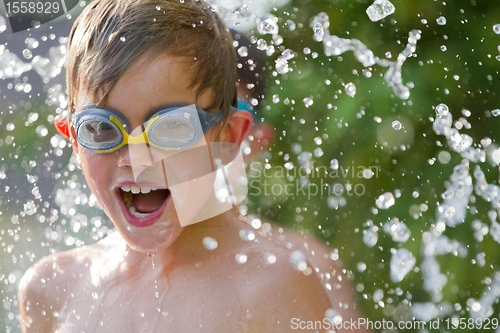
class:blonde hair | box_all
[66,0,237,119]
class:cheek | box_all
[78,147,113,195]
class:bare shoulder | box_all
[18,235,118,332]
[231,232,332,332]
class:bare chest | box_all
[53,270,250,333]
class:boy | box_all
[18,0,332,332]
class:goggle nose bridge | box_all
[109,114,160,145]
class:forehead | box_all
[76,52,213,112]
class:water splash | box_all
[366,0,395,22]
[310,13,421,100]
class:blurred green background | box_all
[1,0,500,332]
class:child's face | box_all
[74,53,216,252]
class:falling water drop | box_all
[390,248,416,282]
[366,0,395,22]
[239,229,255,241]
[264,252,276,264]
[202,237,218,250]
[256,39,267,50]
[436,16,447,25]
[303,97,314,107]
[237,46,248,57]
[24,201,37,215]
[435,103,449,117]
[0,16,6,34]
[257,17,278,35]
[392,120,402,130]
[376,192,395,209]
[330,159,339,170]
[23,49,33,59]
[235,253,248,264]
[345,82,356,97]
[289,250,308,271]
[493,23,500,35]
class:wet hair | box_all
[231,30,267,111]
[66,0,237,120]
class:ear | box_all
[54,114,77,150]
[244,123,275,162]
[220,110,254,146]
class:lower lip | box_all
[117,190,170,228]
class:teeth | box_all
[128,205,150,218]
[121,186,155,194]
[140,187,151,194]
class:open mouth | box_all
[118,185,171,227]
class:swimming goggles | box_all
[70,102,235,153]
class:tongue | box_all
[132,190,169,214]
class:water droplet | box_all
[363,227,378,247]
[384,218,410,242]
[435,103,449,116]
[23,49,33,59]
[237,46,248,57]
[436,16,447,25]
[493,23,500,35]
[366,0,396,22]
[24,201,37,215]
[156,5,161,10]
[239,229,255,241]
[235,253,247,264]
[357,262,366,272]
[496,55,500,62]
[314,137,322,145]
[264,252,276,264]
[303,97,314,107]
[441,45,447,52]
[6,123,15,131]
[202,237,218,250]
[275,57,289,74]
[390,248,416,282]
[392,120,402,130]
[330,159,339,170]
[272,94,280,103]
[120,36,126,42]
[376,192,395,209]
[281,49,294,60]
[258,17,278,35]
[0,16,6,34]
[256,39,267,50]
[92,292,99,300]
[345,82,356,97]
[314,147,324,157]
[25,37,39,49]
[139,312,145,318]
[373,289,384,302]
[492,109,500,117]
[289,250,308,271]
